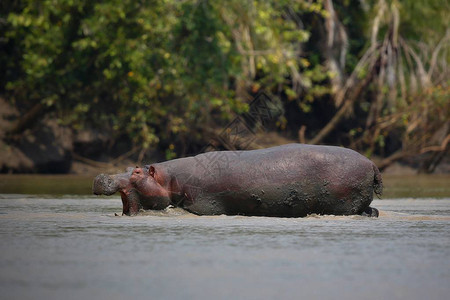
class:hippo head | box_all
[93,168,143,215]
[92,166,171,215]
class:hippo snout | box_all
[93,174,119,196]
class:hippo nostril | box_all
[93,174,107,195]
[92,174,118,196]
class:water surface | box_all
[0,175,449,300]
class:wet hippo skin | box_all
[93,144,382,217]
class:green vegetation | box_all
[1,0,448,171]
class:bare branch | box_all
[371,0,386,49]
[428,30,450,77]
[420,134,450,154]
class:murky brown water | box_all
[0,175,449,300]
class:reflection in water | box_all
[0,175,94,195]
[0,196,449,300]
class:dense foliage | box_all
[1,0,448,170]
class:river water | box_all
[0,175,449,300]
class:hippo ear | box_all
[149,166,155,177]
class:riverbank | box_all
[1,173,449,199]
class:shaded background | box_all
[0,0,448,174]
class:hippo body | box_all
[93,144,382,217]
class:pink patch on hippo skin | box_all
[149,166,155,177]
[129,166,172,208]
[130,167,145,184]
[148,165,169,188]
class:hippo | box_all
[93,144,382,217]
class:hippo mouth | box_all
[120,189,143,215]
[119,191,130,215]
